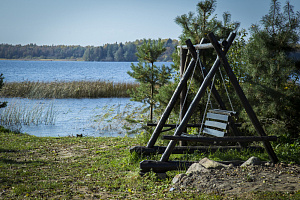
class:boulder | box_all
[241,156,261,167]
[199,157,228,169]
[186,163,210,174]
[172,173,187,184]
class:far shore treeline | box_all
[0,38,178,62]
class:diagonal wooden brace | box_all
[146,40,207,148]
[208,32,278,163]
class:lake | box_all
[0,60,172,137]
[0,60,141,82]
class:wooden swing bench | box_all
[162,109,277,143]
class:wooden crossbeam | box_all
[130,145,264,155]
[177,41,222,50]
[162,135,278,142]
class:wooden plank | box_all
[140,160,194,173]
[147,123,203,128]
[162,135,278,142]
[203,127,225,137]
[209,109,236,116]
[206,112,228,121]
[177,41,222,50]
[205,120,227,130]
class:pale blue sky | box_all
[1,0,300,46]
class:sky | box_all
[1,0,300,46]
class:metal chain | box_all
[199,73,216,135]
[219,67,234,112]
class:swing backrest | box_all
[202,109,236,137]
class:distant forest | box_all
[0,38,179,62]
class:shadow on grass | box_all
[0,148,22,153]
[0,158,47,165]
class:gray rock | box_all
[241,156,261,167]
[199,157,229,169]
[186,163,210,174]
[172,173,186,184]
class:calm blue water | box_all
[0,97,143,137]
[0,60,173,137]
[0,60,172,83]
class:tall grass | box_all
[91,103,148,135]
[0,99,57,132]
[0,80,139,99]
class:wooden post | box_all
[146,59,196,148]
[160,33,236,162]
[146,39,207,148]
[208,32,279,163]
[180,47,188,146]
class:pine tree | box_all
[127,39,172,122]
[158,0,241,122]
[242,0,300,140]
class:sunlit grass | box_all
[0,80,139,98]
[1,130,299,199]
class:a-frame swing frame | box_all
[132,32,278,173]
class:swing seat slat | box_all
[205,120,227,130]
[206,112,228,122]
[203,127,225,137]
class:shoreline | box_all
[0,58,173,62]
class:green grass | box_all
[0,80,139,98]
[0,129,299,199]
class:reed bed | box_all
[0,99,57,132]
[0,80,139,99]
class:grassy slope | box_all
[0,130,299,199]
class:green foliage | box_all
[240,0,300,140]
[0,44,85,60]
[136,39,166,64]
[127,39,173,122]
[274,141,300,164]
[161,0,241,125]
[175,0,239,45]
[0,39,178,62]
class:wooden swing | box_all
[131,32,278,174]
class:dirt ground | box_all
[172,162,300,196]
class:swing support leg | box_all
[146,39,207,148]
[160,33,236,162]
[208,32,279,163]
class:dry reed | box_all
[0,80,139,99]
